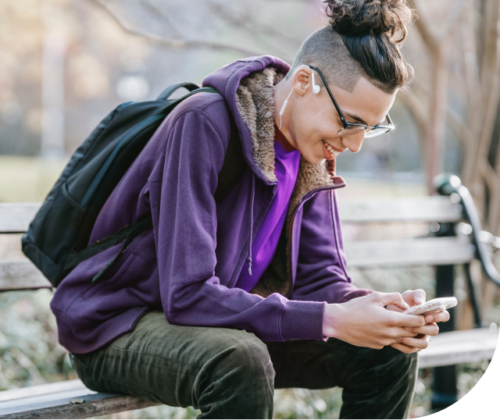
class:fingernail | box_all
[404,327,413,332]
[415,297,425,304]
[427,316,434,322]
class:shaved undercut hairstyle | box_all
[287,0,415,94]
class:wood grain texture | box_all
[0,203,40,233]
[0,380,87,403]
[0,379,160,419]
[345,236,474,267]
[0,198,464,234]
[338,196,463,223]
[418,327,498,368]
[0,260,52,291]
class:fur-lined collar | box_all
[235,67,341,218]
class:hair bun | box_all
[324,0,414,42]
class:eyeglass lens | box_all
[364,127,390,138]
[338,126,390,138]
[337,126,365,136]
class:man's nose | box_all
[341,131,365,153]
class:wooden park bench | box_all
[0,175,499,418]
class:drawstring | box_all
[246,173,255,275]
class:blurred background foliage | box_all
[1,0,500,418]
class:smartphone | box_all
[402,297,458,316]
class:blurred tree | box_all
[400,0,500,327]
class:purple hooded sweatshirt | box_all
[234,140,300,292]
[50,56,372,354]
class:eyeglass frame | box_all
[305,64,395,138]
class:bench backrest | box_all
[0,197,472,292]
[337,196,473,268]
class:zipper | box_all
[80,114,164,207]
[285,182,346,297]
[231,181,278,285]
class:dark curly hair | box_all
[287,0,415,93]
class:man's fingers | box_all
[390,327,420,338]
[404,323,439,336]
[424,310,450,324]
[402,289,426,306]
[385,304,404,313]
[393,312,426,328]
[400,335,431,349]
[376,292,410,311]
[390,342,421,354]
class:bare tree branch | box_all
[410,0,464,51]
[461,0,482,119]
[447,107,473,146]
[463,0,500,185]
[206,0,301,60]
[443,0,466,42]
[89,0,265,57]
[479,160,500,208]
[139,0,185,40]
[397,89,426,136]
[408,0,440,55]
[401,80,472,146]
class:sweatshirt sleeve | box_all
[290,189,375,304]
[148,106,325,342]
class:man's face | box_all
[285,67,397,164]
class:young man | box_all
[51,1,450,418]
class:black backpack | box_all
[22,82,245,287]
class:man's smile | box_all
[321,139,345,158]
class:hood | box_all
[202,55,344,222]
[202,56,288,183]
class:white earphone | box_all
[279,88,294,130]
[311,70,321,94]
[278,69,320,129]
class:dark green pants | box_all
[72,311,418,419]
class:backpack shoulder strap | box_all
[214,111,246,203]
[170,86,245,203]
[79,86,246,283]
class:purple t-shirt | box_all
[234,139,301,291]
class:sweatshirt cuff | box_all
[336,288,374,304]
[280,300,326,341]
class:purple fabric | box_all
[235,141,300,292]
[50,56,370,354]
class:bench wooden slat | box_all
[0,260,52,291]
[338,196,463,223]
[0,379,159,419]
[0,235,476,291]
[0,203,40,233]
[418,327,498,368]
[0,380,87,403]
[0,197,464,234]
[345,236,474,268]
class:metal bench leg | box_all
[463,263,482,328]
[431,264,457,412]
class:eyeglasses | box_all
[306,64,395,138]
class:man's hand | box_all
[322,292,426,349]
[386,289,450,354]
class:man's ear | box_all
[292,65,313,97]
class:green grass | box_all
[0,156,67,203]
